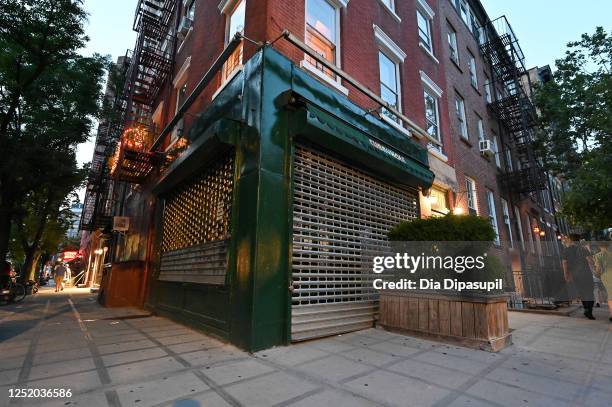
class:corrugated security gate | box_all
[292,146,419,341]
[158,151,235,285]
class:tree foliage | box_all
[0,0,107,263]
[533,27,612,230]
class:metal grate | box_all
[161,152,234,253]
[291,145,418,340]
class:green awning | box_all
[293,103,434,189]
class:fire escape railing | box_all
[479,16,546,195]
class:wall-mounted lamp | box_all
[539,230,546,237]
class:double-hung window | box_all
[305,0,339,79]
[455,95,468,140]
[459,0,469,25]
[465,176,478,215]
[484,77,492,103]
[222,0,246,81]
[501,198,513,248]
[477,116,485,142]
[379,51,400,122]
[417,0,435,55]
[505,148,513,171]
[492,135,501,168]
[374,26,406,126]
[424,90,440,147]
[468,52,478,87]
[486,190,501,246]
[447,27,459,64]
[514,206,525,250]
[186,0,196,20]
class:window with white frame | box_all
[501,198,513,248]
[185,0,196,20]
[374,26,406,125]
[484,77,492,103]
[221,0,245,81]
[429,186,450,216]
[421,71,443,149]
[424,90,440,147]
[417,8,433,54]
[305,0,340,79]
[477,116,485,142]
[379,51,400,122]
[514,206,525,250]
[492,135,501,167]
[459,0,469,26]
[468,52,478,87]
[455,94,468,140]
[447,26,459,64]
[379,0,395,12]
[505,148,513,171]
[465,176,478,215]
[486,190,500,245]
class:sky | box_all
[75,0,612,173]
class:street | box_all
[1,287,611,407]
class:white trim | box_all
[218,0,240,13]
[212,65,243,100]
[377,0,401,23]
[419,42,439,64]
[420,71,443,97]
[428,146,448,163]
[173,56,191,87]
[300,60,349,95]
[381,113,412,137]
[417,0,435,19]
[327,0,349,8]
[373,25,406,62]
[176,27,193,55]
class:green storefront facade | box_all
[146,46,434,352]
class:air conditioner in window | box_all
[177,17,193,39]
[479,139,495,157]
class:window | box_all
[486,190,500,246]
[429,187,449,217]
[465,176,477,215]
[417,10,432,52]
[526,214,535,253]
[468,52,478,87]
[380,0,395,12]
[514,206,525,250]
[455,95,468,139]
[222,0,245,80]
[448,27,459,64]
[424,89,440,147]
[501,198,513,248]
[477,116,485,142]
[459,0,469,26]
[484,77,492,103]
[185,0,196,20]
[176,83,187,113]
[306,0,339,79]
[379,51,400,122]
[492,135,501,168]
[505,148,513,171]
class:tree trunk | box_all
[22,247,40,282]
[0,203,14,265]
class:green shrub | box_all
[388,215,496,242]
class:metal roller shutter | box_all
[292,145,419,341]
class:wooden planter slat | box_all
[379,291,512,352]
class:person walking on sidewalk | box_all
[54,263,67,292]
[562,234,596,319]
[594,241,612,321]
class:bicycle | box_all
[0,273,26,304]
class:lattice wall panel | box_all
[161,152,234,253]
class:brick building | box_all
[80,0,563,351]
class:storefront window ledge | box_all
[428,146,448,162]
[381,113,412,137]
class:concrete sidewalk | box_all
[1,288,611,407]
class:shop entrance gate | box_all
[291,146,419,341]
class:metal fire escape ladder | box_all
[479,16,546,195]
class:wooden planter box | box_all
[379,291,512,352]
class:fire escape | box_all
[80,0,176,232]
[479,16,546,195]
[110,0,176,184]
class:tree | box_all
[0,0,106,263]
[533,27,612,230]
[10,153,87,280]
